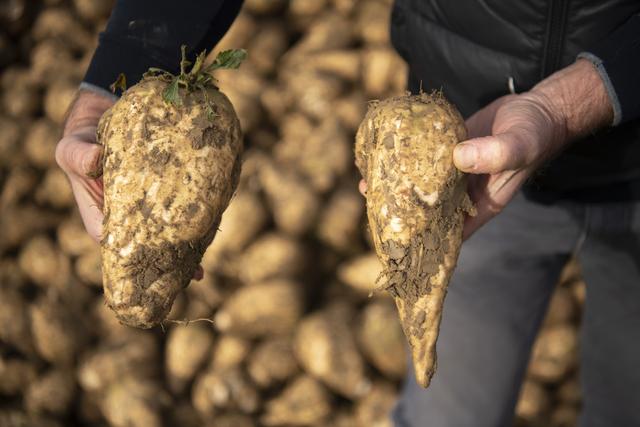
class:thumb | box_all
[453,132,531,174]
[56,137,103,178]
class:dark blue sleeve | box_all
[578,14,640,126]
[83,0,244,93]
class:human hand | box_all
[55,90,113,242]
[453,91,566,239]
[454,58,613,239]
[56,90,205,280]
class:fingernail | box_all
[455,143,477,170]
[86,146,104,179]
[359,180,367,196]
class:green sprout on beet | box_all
[112,45,247,120]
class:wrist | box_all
[529,59,614,142]
[63,89,115,139]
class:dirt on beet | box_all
[355,92,475,388]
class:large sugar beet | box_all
[98,49,245,328]
[355,92,475,387]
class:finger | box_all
[461,192,500,241]
[358,179,367,196]
[461,170,529,241]
[454,132,531,174]
[461,176,493,241]
[193,265,204,281]
[56,137,103,178]
[69,179,104,242]
[462,213,482,241]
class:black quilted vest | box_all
[390,0,640,202]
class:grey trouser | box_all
[392,192,640,427]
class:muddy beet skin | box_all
[98,77,242,328]
[355,92,475,387]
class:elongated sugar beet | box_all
[355,92,475,387]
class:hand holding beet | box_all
[354,91,569,387]
[357,93,565,242]
[57,48,246,328]
[454,58,613,239]
[454,92,566,239]
[56,90,113,242]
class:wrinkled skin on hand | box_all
[454,92,565,239]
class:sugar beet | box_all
[98,49,245,328]
[355,92,475,387]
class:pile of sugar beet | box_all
[0,0,585,426]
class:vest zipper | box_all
[541,0,570,79]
